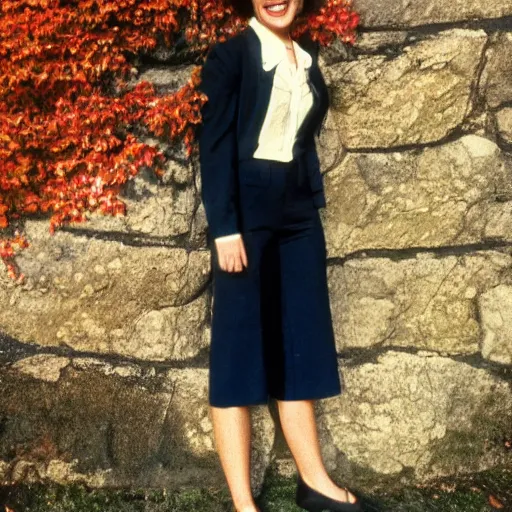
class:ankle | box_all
[234,505,259,512]
[233,498,259,512]
[299,471,332,489]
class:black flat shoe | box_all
[295,473,362,512]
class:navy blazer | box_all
[197,24,330,240]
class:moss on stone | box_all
[2,466,510,511]
[428,392,512,475]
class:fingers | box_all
[215,236,248,273]
[239,238,248,268]
[233,251,243,272]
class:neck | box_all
[255,17,292,45]
[272,26,291,41]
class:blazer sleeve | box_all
[305,138,327,208]
[197,40,241,240]
[301,35,328,209]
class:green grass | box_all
[1,466,511,511]
[257,467,512,511]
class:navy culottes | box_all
[208,158,342,407]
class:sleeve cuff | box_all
[312,189,326,209]
[215,233,242,242]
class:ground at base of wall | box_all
[0,466,511,512]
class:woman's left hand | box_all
[214,235,248,273]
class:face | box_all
[251,0,304,34]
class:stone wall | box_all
[1,0,512,495]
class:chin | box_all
[255,1,299,31]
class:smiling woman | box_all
[228,0,324,22]
[266,2,288,15]
[197,0,362,510]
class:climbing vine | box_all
[0,0,359,281]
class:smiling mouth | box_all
[263,1,288,15]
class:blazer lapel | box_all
[244,25,264,80]
[241,26,329,148]
[241,26,278,152]
[306,58,329,138]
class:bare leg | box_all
[276,399,358,504]
[210,405,260,512]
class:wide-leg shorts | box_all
[208,157,342,407]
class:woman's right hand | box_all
[214,235,248,272]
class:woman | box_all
[197,0,361,510]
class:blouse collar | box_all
[248,16,312,72]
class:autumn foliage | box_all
[0,0,359,281]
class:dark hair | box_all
[227,0,325,19]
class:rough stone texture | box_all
[353,0,512,28]
[324,30,487,149]
[78,159,198,239]
[129,65,197,95]
[0,356,275,494]
[0,219,211,361]
[348,31,408,54]
[1,1,512,496]
[322,135,512,257]
[479,33,512,109]
[480,284,512,364]
[328,250,512,354]
[315,109,348,173]
[496,108,512,145]
[316,351,512,484]
[12,355,71,382]
[319,31,409,68]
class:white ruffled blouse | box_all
[216,16,314,243]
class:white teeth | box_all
[267,3,286,12]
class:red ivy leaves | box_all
[0,0,359,281]
[297,0,360,44]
